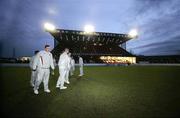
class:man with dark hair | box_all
[45,44,50,48]
[32,45,55,94]
[29,50,39,87]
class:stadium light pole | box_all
[128,29,138,38]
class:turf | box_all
[1,66,180,118]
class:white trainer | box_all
[60,86,67,90]
[34,90,39,95]
[65,81,70,84]
[79,74,83,76]
[44,89,51,93]
[31,84,34,87]
[56,85,60,88]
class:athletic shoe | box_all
[44,89,51,93]
[65,81,70,84]
[34,90,39,95]
[60,86,67,90]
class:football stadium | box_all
[1,27,180,118]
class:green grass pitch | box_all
[1,66,180,117]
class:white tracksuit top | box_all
[29,55,36,69]
[58,52,70,69]
[71,59,75,67]
[32,50,55,70]
[79,57,83,66]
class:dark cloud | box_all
[126,0,180,55]
[0,0,180,57]
[0,0,54,57]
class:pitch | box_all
[1,66,180,117]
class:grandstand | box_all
[49,29,135,63]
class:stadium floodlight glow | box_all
[84,25,95,34]
[128,29,138,38]
[44,22,56,32]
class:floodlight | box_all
[128,29,138,38]
[84,25,95,33]
[44,22,55,32]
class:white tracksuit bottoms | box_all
[80,66,83,75]
[70,66,75,75]
[34,68,50,91]
[30,70,37,86]
[56,67,67,87]
[65,69,70,83]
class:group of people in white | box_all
[29,45,84,95]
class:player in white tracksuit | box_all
[65,53,71,84]
[56,48,70,89]
[32,45,55,94]
[79,56,84,76]
[29,50,39,87]
[70,57,75,76]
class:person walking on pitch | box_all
[65,52,71,84]
[78,56,84,76]
[56,48,70,89]
[29,50,39,87]
[70,56,75,76]
[33,45,55,95]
